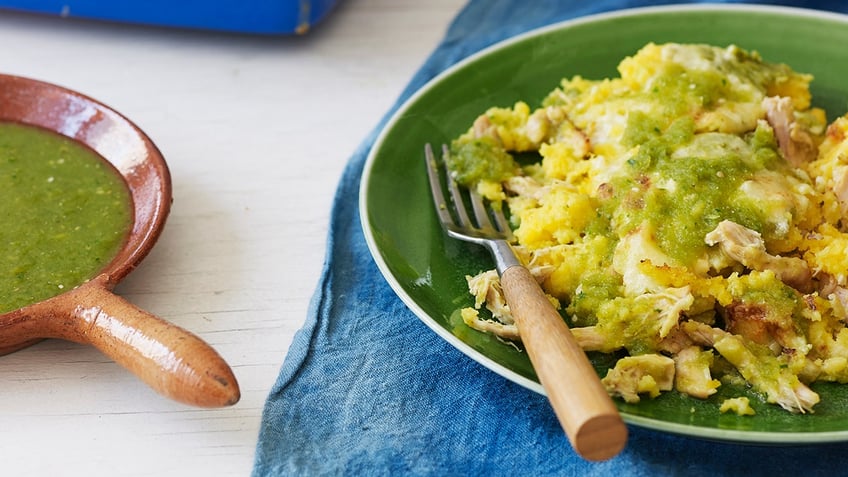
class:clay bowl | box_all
[0,74,239,408]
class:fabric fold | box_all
[254,1,848,475]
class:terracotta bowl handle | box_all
[31,281,240,408]
[0,74,239,407]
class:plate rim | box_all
[359,3,848,443]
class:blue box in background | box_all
[0,0,342,34]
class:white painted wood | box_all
[0,0,466,474]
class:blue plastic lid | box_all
[0,0,341,34]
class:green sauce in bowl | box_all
[0,122,132,314]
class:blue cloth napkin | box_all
[254,1,848,475]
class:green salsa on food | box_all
[0,122,132,314]
[448,42,848,415]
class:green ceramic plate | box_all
[360,5,848,443]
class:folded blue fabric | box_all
[253,1,848,475]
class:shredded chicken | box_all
[614,224,677,295]
[705,220,812,292]
[447,44,848,415]
[570,326,608,352]
[673,345,720,399]
[763,96,818,167]
[644,286,694,339]
[463,267,555,341]
[525,109,550,144]
[504,175,547,200]
[466,270,512,323]
[682,321,819,413]
[657,327,696,355]
[601,354,675,403]
[714,335,819,413]
[472,115,499,143]
[461,308,520,341]
[682,321,724,347]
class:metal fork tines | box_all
[424,143,519,273]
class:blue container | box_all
[0,0,341,34]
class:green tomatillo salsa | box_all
[1,122,132,314]
[447,42,848,414]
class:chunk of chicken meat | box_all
[504,175,547,201]
[570,326,608,352]
[673,345,720,399]
[466,270,512,323]
[682,321,819,413]
[461,308,520,341]
[472,114,499,142]
[705,220,812,292]
[463,270,520,339]
[601,354,675,403]
[815,273,848,322]
[463,267,556,341]
[714,335,819,413]
[762,96,818,167]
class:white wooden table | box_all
[0,1,465,474]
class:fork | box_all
[425,144,627,461]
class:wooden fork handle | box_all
[501,266,627,461]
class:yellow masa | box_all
[449,43,848,414]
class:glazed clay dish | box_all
[0,74,239,408]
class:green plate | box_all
[360,5,848,443]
